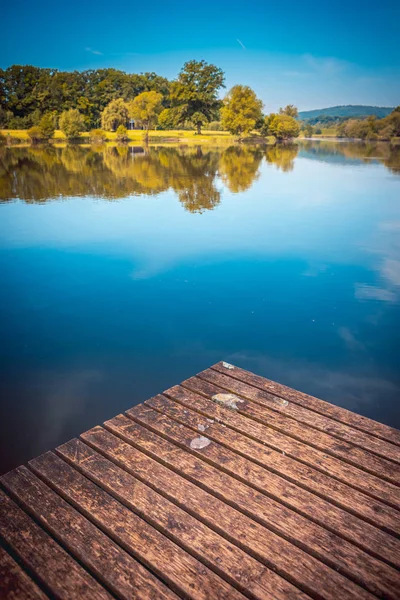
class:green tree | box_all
[303,123,313,138]
[115,124,129,142]
[39,112,56,139]
[101,98,129,131]
[264,114,300,141]
[128,91,163,140]
[170,60,225,134]
[221,85,263,137]
[279,105,299,118]
[157,108,177,130]
[59,109,85,138]
[336,122,346,138]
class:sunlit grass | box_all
[1,129,275,146]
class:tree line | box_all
[0,61,301,141]
[335,109,400,140]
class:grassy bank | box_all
[1,129,276,146]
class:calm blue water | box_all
[0,142,399,473]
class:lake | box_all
[0,140,399,474]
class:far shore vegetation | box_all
[1,62,399,147]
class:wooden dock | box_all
[1,361,399,599]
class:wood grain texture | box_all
[57,437,306,600]
[212,361,400,446]
[0,466,176,600]
[126,403,400,598]
[2,363,399,600]
[29,451,245,600]
[145,393,400,564]
[162,384,400,529]
[200,367,400,465]
[100,417,377,600]
[0,489,112,600]
[0,546,48,600]
[181,375,400,502]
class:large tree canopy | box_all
[264,114,301,141]
[59,109,85,138]
[170,60,225,134]
[0,65,170,129]
[101,99,129,131]
[221,85,263,137]
[129,91,163,139]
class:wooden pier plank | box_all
[1,361,399,600]
[0,546,48,600]
[200,367,400,464]
[211,361,400,446]
[182,375,400,499]
[104,415,380,600]
[0,489,112,600]
[0,466,177,600]
[162,384,400,526]
[145,393,400,562]
[125,403,400,598]
[29,451,246,600]
[56,437,306,600]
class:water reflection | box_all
[0,139,399,474]
[1,142,398,208]
[299,140,400,174]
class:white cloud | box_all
[85,47,103,56]
[355,284,397,303]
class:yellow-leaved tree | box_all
[129,91,163,141]
[221,85,263,138]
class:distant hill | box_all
[299,105,393,122]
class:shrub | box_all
[27,126,43,143]
[208,121,223,131]
[8,115,34,129]
[0,132,6,145]
[90,128,107,143]
[115,125,129,142]
[39,113,56,139]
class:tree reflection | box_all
[265,144,299,172]
[0,142,398,210]
[299,140,400,174]
[219,146,263,192]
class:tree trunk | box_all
[197,122,201,135]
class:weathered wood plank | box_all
[0,489,112,600]
[0,546,48,600]
[182,376,400,499]
[0,466,177,600]
[212,361,400,446]
[163,384,400,528]
[200,367,400,465]
[57,438,307,600]
[29,451,246,600]
[146,393,400,564]
[100,417,377,600]
[127,402,400,597]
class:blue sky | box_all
[2,0,399,111]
